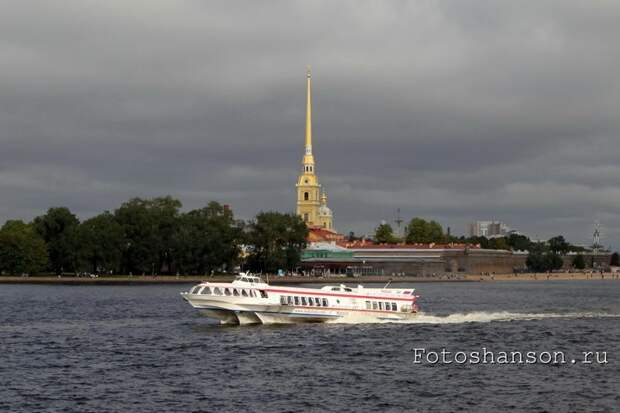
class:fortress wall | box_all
[302,249,528,276]
[301,250,612,277]
[561,254,611,270]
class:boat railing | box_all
[235,272,266,285]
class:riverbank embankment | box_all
[0,275,457,285]
[1,272,618,285]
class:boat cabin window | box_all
[242,290,248,297]
[259,290,268,298]
[224,288,232,296]
[308,297,314,306]
[391,303,397,311]
[190,286,199,294]
[344,288,352,292]
[213,287,222,295]
[315,297,321,306]
[331,287,340,291]
[365,301,371,309]
[372,302,378,310]
[233,289,240,296]
[385,302,390,310]
[202,287,212,295]
[301,297,307,306]
[280,296,287,305]
[378,302,383,310]
[294,296,300,305]
[322,298,328,307]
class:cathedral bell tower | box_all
[296,68,334,230]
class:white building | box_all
[469,221,512,238]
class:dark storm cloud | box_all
[1,0,620,247]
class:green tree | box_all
[150,196,183,273]
[245,212,308,273]
[0,220,48,275]
[33,207,80,274]
[526,245,564,272]
[506,234,532,251]
[405,218,444,243]
[77,212,123,274]
[115,198,158,274]
[488,237,509,250]
[545,252,564,271]
[466,236,490,248]
[572,254,586,270]
[548,235,569,255]
[115,196,182,274]
[610,252,619,267]
[526,251,545,272]
[174,202,242,275]
[375,223,398,244]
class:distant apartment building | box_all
[469,221,511,238]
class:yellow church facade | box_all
[296,69,334,231]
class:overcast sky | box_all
[1,1,619,247]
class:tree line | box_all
[373,218,617,272]
[0,196,308,276]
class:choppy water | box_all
[1,280,619,412]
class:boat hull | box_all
[254,308,342,324]
[199,308,242,325]
[186,297,340,324]
[185,296,416,325]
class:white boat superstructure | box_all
[180,273,419,325]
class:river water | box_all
[1,280,619,412]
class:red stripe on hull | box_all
[265,288,415,302]
[285,305,417,315]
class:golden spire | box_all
[305,66,312,153]
[303,66,315,169]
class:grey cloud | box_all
[1,0,619,248]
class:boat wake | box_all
[409,311,620,324]
[333,311,620,325]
